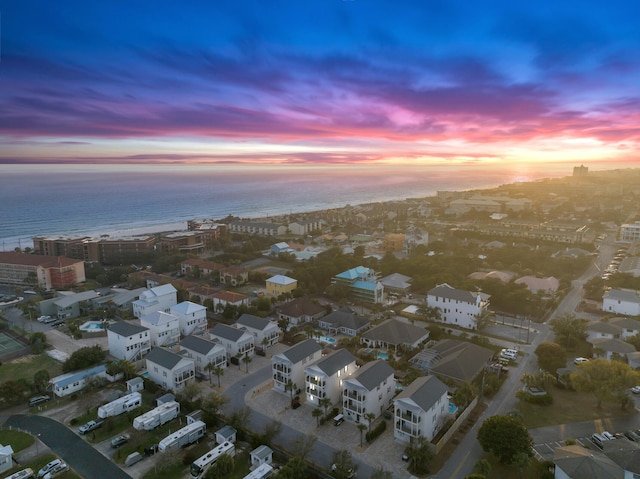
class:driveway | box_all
[4,414,132,479]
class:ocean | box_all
[0,162,605,251]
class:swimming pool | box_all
[449,403,458,415]
[363,348,389,360]
[79,321,104,332]
[318,336,336,344]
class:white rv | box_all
[158,420,206,452]
[97,392,142,419]
[133,401,180,430]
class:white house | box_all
[585,320,622,342]
[145,347,195,392]
[107,321,151,362]
[317,309,370,337]
[426,283,490,330]
[394,375,449,443]
[140,311,181,347]
[235,314,280,350]
[179,335,227,377]
[342,360,396,426]
[610,317,640,339]
[305,348,357,407]
[50,364,108,397]
[132,284,178,318]
[272,339,323,394]
[603,289,640,316]
[250,445,274,468]
[171,301,208,336]
[210,323,255,359]
[0,444,14,475]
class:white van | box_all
[6,468,35,479]
[500,349,518,360]
[333,414,344,426]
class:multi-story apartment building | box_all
[228,221,286,237]
[426,283,490,330]
[332,266,384,304]
[621,221,640,242]
[305,348,357,407]
[272,339,323,394]
[107,321,151,362]
[33,234,155,264]
[288,219,323,236]
[394,375,449,443]
[342,360,395,425]
[145,347,195,392]
[171,301,208,336]
[0,252,86,290]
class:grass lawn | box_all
[3,452,82,479]
[0,429,34,452]
[517,385,630,429]
[1,353,62,383]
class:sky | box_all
[1,0,639,169]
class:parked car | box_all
[574,357,590,365]
[631,386,640,394]
[111,434,130,448]
[37,459,63,478]
[28,395,51,407]
[42,462,68,479]
[624,430,640,441]
[78,419,103,435]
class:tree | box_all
[364,412,376,432]
[33,369,50,393]
[570,358,640,409]
[318,397,332,416]
[477,415,533,464]
[242,351,252,373]
[201,391,229,424]
[284,380,297,401]
[312,408,322,426]
[535,342,567,373]
[206,363,224,387]
[330,450,358,479]
[549,313,588,350]
[62,345,105,373]
[357,423,367,446]
[295,434,317,460]
[275,456,307,479]
[228,406,251,433]
[29,332,47,354]
[451,382,476,408]
[520,370,555,389]
[371,467,393,479]
[474,458,491,477]
[514,451,530,479]
[203,453,234,479]
[405,436,434,475]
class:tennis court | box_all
[0,330,30,357]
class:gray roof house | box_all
[107,321,151,362]
[209,323,255,358]
[380,273,413,293]
[235,314,280,349]
[304,348,357,407]
[342,360,396,425]
[272,339,323,395]
[410,339,494,383]
[179,335,227,374]
[590,337,636,360]
[553,445,624,479]
[394,375,449,443]
[361,319,429,350]
[317,309,370,336]
[145,347,195,392]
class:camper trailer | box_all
[158,420,206,452]
[98,392,142,419]
[133,401,180,430]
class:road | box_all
[222,366,375,479]
[4,414,132,479]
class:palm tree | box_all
[318,397,332,416]
[284,380,297,401]
[242,352,252,373]
[364,412,376,432]
[205,363,224,387]
[312,408,323,426]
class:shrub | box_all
[516,389,553,405]
[365,420,387,443]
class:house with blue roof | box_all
[332,266,384,304]
[50,364,108,397]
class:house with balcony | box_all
[179,335,227,377]
[342,360,395,426]
[145,347,195,392]
[426,283,490,330]
[394,375,449,443]
[235,314,280,350]
[219,266,249,287]
[603,288,640,316]
[317,309,370,337]
[332,266,384,304]
[171,301,208,336]
[209,323,255,359]
[140,311,181,347]
[132,284,178,318]
[107,321,151,362]
[272,339,323,394]
[305,348,357,407]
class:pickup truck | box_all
[78,419,103,435]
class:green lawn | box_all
[517,385,630,429]
[2,452,82,479]
[1,353,62,382]
[0,429,34,452]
